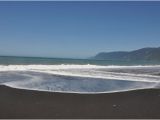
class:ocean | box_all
[0,56,160,94]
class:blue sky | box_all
[0,1,160,58]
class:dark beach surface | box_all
[0,85,160,119]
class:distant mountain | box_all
[93,47,160,61]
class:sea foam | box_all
[0,64,160,82]
[0,64,159,93]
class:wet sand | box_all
[0,85,160,119]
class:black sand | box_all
[0,85,160,119]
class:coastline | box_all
[0,85,160,119]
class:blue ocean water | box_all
[0,56,160,65]
[0,56,160,93]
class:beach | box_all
[0,59,160,119]
[0,85,160,119]
[0,1,160,119]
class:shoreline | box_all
[0,85,160,118]
[2,84,156,94]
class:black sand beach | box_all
[0,85,160,119]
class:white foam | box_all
[0,64,160,83]
[0,64,160,71]
[0,64,159,93]
[0,64,106,71]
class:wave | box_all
[0,64,160,71]
[0,64,160,82]
[0,64,160,93]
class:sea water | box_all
[0,56,160,93]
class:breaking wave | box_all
[0,64,160,93]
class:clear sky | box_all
[0,1,160,58]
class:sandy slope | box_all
[0,85,160,119]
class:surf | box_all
[0,64,159,94]
[0,64,160,82]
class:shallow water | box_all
[0,64,159,93]
[0,56,160,93]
